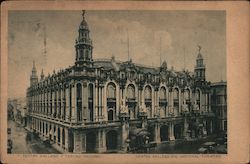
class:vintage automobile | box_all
[128,128,156,153]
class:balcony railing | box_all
[107,98,116,103]
[159,99,168,106]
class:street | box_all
[150,135,227,154]
[8,120,60,154]
[8,120,226,154]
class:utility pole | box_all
[126,28,130,61]
[160,37,162,66]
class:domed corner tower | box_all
[194,45,206,84]
[74,10,94,67]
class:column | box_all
[152,89,155,117]
[73,131,82,153]
[47,90,50,116]
[95,83,98,121]
[116,85,119,119]
[96,130,106,153]
[169,90,173,114]
[155,123,161,143]
[201,91,204,113]
[71,84,76,123]
[102,130,106,152]
[61,88,64,120]
[82,82,88,120]
[121,120,129,152]
[183,117,189,139]
[169,123,175,141]
[55,125,58,144]
[210,120,213,134]
[52,90,55,117]
[208,92,211,112]
[58,89,61,118]
[178,89,181,114]
[66,86,70,122]
[81,133,86,153]
[102,86,106,121]
[155,89,159,116]
[98,87,101,119]
[64,128,69,152]
[44,90,47,115]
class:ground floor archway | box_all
[106,130,118,150]
[86,131,96,153]
[148,126,155,142]
[68,130,74,153]
[174,124,182,139]
[160,125,169,141]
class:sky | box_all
[8,10,226,98]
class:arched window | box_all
[144,86,152,100]
[88,84,93,99]
[173,88,179,116]
[184,89,190,100]
[77,83,82,99]
[160,87,167,100]
[173,88,179,100]
[196,90,200,101]
[144,85,152,118]
[108,109,114,121]
[79,50,83,59]
[127,84,135,99]
[85,49,89,59]
[107,83,116,99]
[76,83,82,122]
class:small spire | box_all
[32,60,37,73]
[41,69,44,80]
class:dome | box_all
[79,10,89,30]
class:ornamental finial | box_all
[82,10,85,19]
[198,45,202,53]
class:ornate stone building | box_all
[26,11,214,153]
[211,81,227,133]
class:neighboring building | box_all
[8,98,27,125]
[211,81,227,133]
[26,11,215,153]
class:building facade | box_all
[211,81,227,133]
[26,11,215,153]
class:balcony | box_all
[145,98,152,103]
[127,98,136,102]
[107,98,116,103]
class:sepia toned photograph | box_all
[1,1,249,164]
[7,9,227,154]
